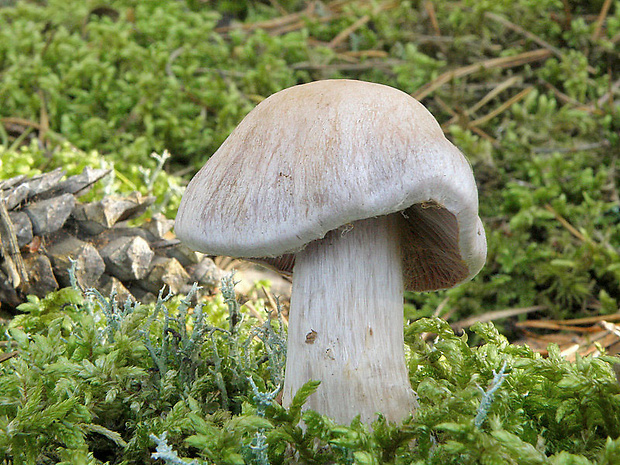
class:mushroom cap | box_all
[175,79,486,291]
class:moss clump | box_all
[1,275,288,464]
[2,281,620,464]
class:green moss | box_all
[2,279,620,463]
[1,0,620,461]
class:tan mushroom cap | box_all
[175,79,486,291]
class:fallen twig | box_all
[544,204,588,243]
[443,76,522,130]
[424,1,441,36]
[466,76,523,116]
[516,320,601,333]
[0,351,19,363]
[215,3,318,33]
[516,312,620,332]
[291,58,402,72]
[594,77,620,108]
[0,199,28,288]
[468,87,534,127]
[452,305,546,330]
[592,0,613,41]
[484,12,564,61]
[533,140,611,154]
[412,49,552,101]
[329,14,371,48]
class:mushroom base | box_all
[282,215,418,425]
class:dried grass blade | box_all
[544,204,588,243]
[329,15,371,48]
[469,87,534,127]
[424,1,441,36]
[515,320,601,333]
[484,12,563,59]
[468,76,523,115]
[452,305,546,330]
[413,49,552,101]
[592,0,613,41]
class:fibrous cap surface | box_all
[175,79,486,290]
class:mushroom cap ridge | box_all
[175,79,486,288]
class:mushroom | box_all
[175,79,486,425]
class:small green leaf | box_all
[353,450,377,465]
[491,430,546,465]
[435,422,471,435]
[287,380,321,424]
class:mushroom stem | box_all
[282,215,417,424]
